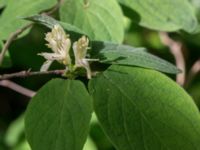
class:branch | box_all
[44,0,64,16]
[159,32,186,86]
[0,23,33,65]
[185,59,200,87]
[0,80,36,98]
[0,70,65,80]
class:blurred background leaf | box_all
[0,0,57,40]
[59,0,124,43]
[118,0,198,33]
[0,0,6,9]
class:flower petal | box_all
[38,52,64,61]
[40,60,53,72]
[73,36,89,65]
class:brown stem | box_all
[44,0,64,16]
[0,23,33,65]
[159,32,186,86]
[185,59,200,87]
[0,80,36,97]
[0,70,65,80]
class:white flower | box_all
[73,36,92,79]
[38,25,97,79]
[39,25,71,71]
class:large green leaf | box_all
[59,0,124,43]
[0,40,12,68]
[91,41,179,74]
[25,79,92,150]
[118,0,198,33]
[89,65,200,150]
[0,0,57,40]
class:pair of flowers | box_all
[39,25,93,79]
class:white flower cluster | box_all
[39,25,94,79]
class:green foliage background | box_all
[1,0,200,150]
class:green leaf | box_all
[118,0,198,33]
[89,65,200,150]
[25,15,86,35]
[14,140,31,150]
[83,136,97,150]
[0,41,12,68]
[188,81,200,109]
[4,114,25,147]
[59,0,124,43]
[91,41,179,74]
[190,0,200,20]
[25,79,92,150]
[25,15,58,29]
[0,0,57,40]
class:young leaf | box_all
[25,79,92,150]
[0,41,12,68]
[118,0,198,33]
[0,0,57,40]
[59,0,124,43]
[91,41,179,74]
[25,15,86,35]
[89,65,200,150]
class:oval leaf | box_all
[25,79,92,150]
[59,0,124,43]
[118,0,198,33]
[24,15,86,35]
[91,41,180,74]
[89,65,200,150]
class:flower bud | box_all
[73,36,92,78]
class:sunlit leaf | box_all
[59,0,124,43]
[0,0,57,39]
